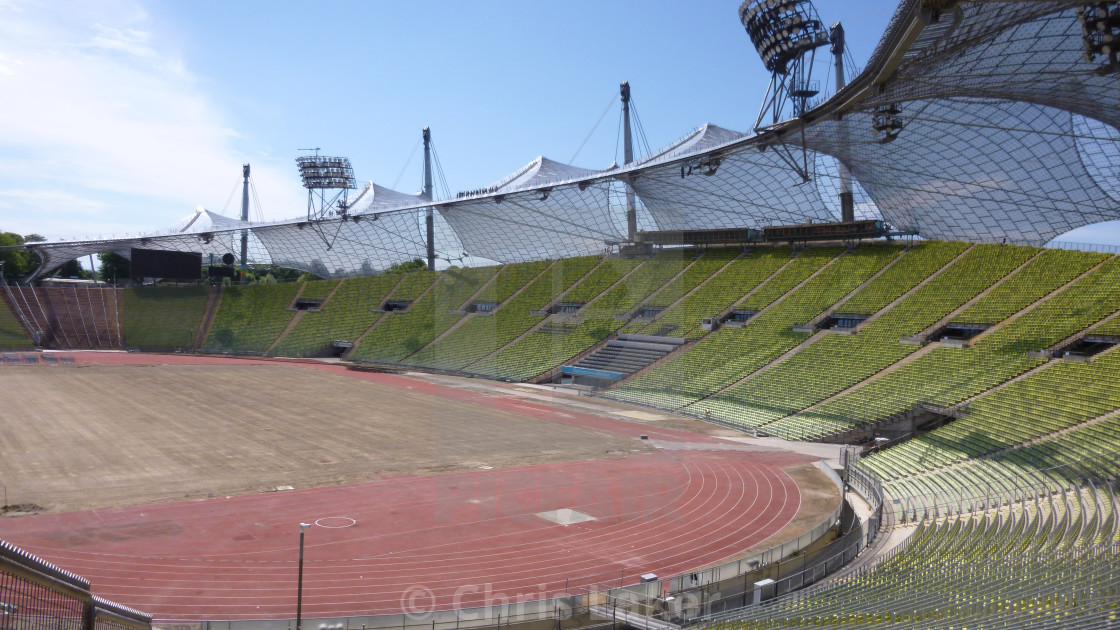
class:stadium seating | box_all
[953,248,1107,324]
[271,274,399,357]
[607,245,900,410]
[699,244,1037,430]
[201,282,302,354]
[403,257,599,370]
[122,286,210,351]
[297,279,340,301]
[774,251,1120,439]
[470,260,551,304]
[29,240,1120,626]
[860,347,1120,482]
[643,249,739,308]
[387,269,437,301]
[6,285,123,350]
[465,251,693,380]
[705,477,1118,629]
[629,249,791,339]
[346,266,497,363]
[0,290,34,349]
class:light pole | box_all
[296,522,311,630]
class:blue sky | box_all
[0,0,1115,247]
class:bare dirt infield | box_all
[0,363,652,512]
[0,354,840,622]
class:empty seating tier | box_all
[6,285,122,350]
[122,286,209,351]
[0,288,33,349]
[271,275,399,358]
[202,283,302,354]
[402,257,598,371]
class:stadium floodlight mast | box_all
[742,0,832,130]
[621,82,637,242]
[296,150,357,222]
[240,163,250,283]
[422,127,435,271]
[296,522,311,630]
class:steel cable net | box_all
[871,2,1120,129]
[631,145,840,230]
[799,96,1120,244]
[22,0,1120,277]
[626,122,846,230]
[252,213,429,278]
[28,224,273,279]
[436,155,623,262]
[439,179,622,262]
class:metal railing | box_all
[0,538,150,630]
[200,468,860,630]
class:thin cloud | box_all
[0,0,305,240]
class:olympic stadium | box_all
[1,1,1120,629]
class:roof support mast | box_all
[621,82,637,242]
[831,23,854,223]
[240,163,250,283]
[423,127,435,271]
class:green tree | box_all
[0,232,44,279]
[389,258,427,273]
[54,259,92,279]
[98,252,131,284]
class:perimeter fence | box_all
[0,538,150,630]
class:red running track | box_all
[0,354,812,622]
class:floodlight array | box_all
[295,156,356,190]
[740,0,830,75]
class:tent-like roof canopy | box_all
[18,0,1120,279]
[349,182,427,216]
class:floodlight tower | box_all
[422,127,435,271]
[742,0,832,130]
[296,150,357,221]
[621,82,637,242]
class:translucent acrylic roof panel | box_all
[869,2,1120,130]
[800,97,1120,244]
[252,210,433,278]
[349,182,427,215]
[629,143,838,231]
[636,123,745,167]
[25,230,272,281]
[487,156,605,193]
[439,178,623,262]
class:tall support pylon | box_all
[831,23,855,223]
[423,127,436,271]
[240,163,250,283]
[621,81,637,242]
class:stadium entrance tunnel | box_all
[292,298,322,311]
[929,322,989,344]
[467,301,498,315]
[822,313,870,332]
[552,302,584,315]
[721,309,758,327]
[842,402,968,445]
[1055,334,1120,361]
[379,300,411,312]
